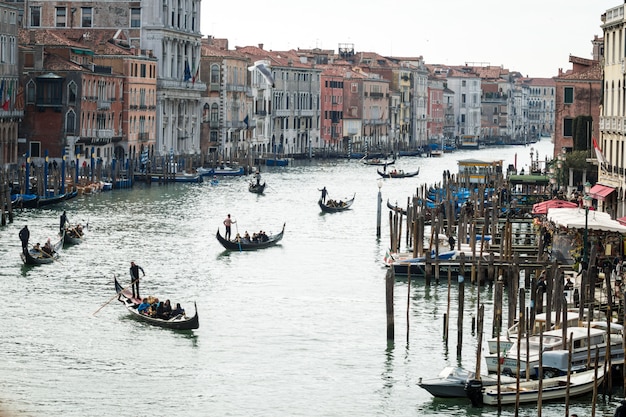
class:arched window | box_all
[65,110,76,133]
[203,103,209,122]
[210,64,220,85]
[210,103,218,122]
[67,81,77,105]
[26,79,35,104]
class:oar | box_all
[235,221,242,252]
[92,274,144,316]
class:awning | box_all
[532,199,578,215]
[589,184,615,201]
[547,207,626,233]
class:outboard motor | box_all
[465,379,483,407]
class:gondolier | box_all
[19,225,29,254]
[60,211,68,232]
[318,186,328,203]
[129,261,145,299]
[223,214,236,241]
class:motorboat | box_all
[484,325,624,377]
[417,366,516,398]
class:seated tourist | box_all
[137,298,151,314]
[171,303,185,317]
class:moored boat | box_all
[418,366,516,398]
[114,276,199,330]
[466,367,604,406]
[216,223,285,251]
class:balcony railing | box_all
[138,132,149,141]
[97,100,111,110]
[96,129,113,138]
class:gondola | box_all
[114,276,199,330]
[37,193,68,207]
[216,223,285,251]
[319,194,355,213]
[249,181,266,194]
[62,223,87,245]
[377,167,420,178]
[20,232,64,265]
[361,157,395,166]
[386,199,407,215]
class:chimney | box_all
[258,43,264,50]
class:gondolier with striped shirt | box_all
[129,261,145,299]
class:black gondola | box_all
[114,276,199,330]
[62,223,86,245]
[216,223,285,251]
[249,181,266,194]
[386,199,407,215]
[319,194,355,213]
[377,168,420,178]
[361,157,395,166]
[20,232,64,265]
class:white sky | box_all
[202,0,618,79]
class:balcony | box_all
[209,120,219,128]
[138,132,149,141]
[97,100,111,110]
[96,129,113,138]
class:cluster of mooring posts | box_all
[383,169,626,408]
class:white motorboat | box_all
[466,367,604,406]
[484,325,623,377]
[418,366,516,398]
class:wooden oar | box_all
[92,274,143,316]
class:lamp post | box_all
[376,179,383,238]
[582,181,592,267]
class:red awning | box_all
[532,199,578,215]
[618,216,626,226]
[589,184,615,201]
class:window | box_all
[30,6,40,27]
[210,103,218,122]
[65,111,76,133]
[563,118,573,137]
[68,82,77,105]
[26,80,35,104]
[130,8,141,28]
[564,87,574,104]
[56,7,66,27]
[210,64,220,84]
[81,7,92,28]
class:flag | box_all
[248,60,275,87]
[3,81,11,111]
[593,137,608,165]
[243,115,249,129]
[192,61,199,84]
[183,61,192,82]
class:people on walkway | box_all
[19,225,29,254]
[223,214,236,241]
[129,261,145,299]
[60,211,68,232]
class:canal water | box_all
[0,137,622,416]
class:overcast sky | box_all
[202,0,618,78]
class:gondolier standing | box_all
[318,186,328,203]
[19,225,29,254]
[129,261,145,299]
[60,211,68,232]
[223,214,236,241]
